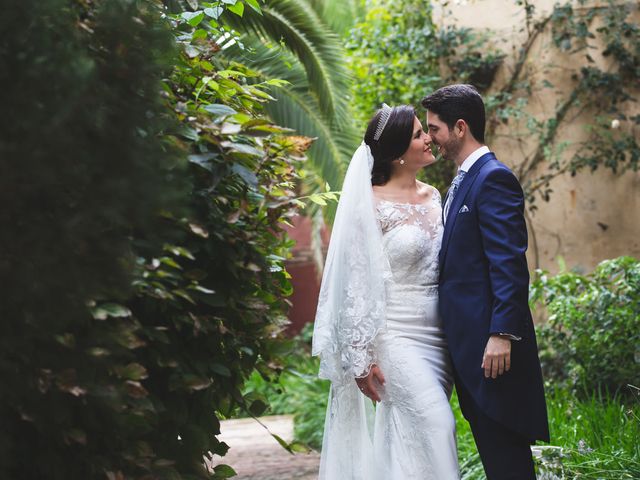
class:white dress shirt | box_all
[459,145,490,173]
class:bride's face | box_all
[400,116,436,168]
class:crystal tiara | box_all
[373,103,392,141]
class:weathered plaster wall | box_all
[435,0,640,274]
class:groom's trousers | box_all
[456,381,536,480]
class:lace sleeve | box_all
[339,215,385,378]
[314,212,386,381]
[312,143,389,384]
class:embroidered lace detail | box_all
[314,205,389,382]
[317,191,443,381]
[375,190,443,288]
[337,216,386,378]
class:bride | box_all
[312,104,459,479]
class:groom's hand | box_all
[355,365,385,402]
[482,335,512,379]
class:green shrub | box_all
[531,256,640,396]
[0,0,302,478]
[346,0,440,126]
[0,0,181,477]
[0,0,180,329]
[345,0,453,192]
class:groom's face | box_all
[425,111,462,163]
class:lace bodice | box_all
[375,190,443,287]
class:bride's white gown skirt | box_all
[373,284,459,480]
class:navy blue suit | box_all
[439,152,549,478]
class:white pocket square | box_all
[458,205,470,213]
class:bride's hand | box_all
[355,365,386,402]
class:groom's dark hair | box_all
[421,84,485,143]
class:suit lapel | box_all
[439,153,495,271]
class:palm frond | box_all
[268,88,356,190]
[221,0,351,125]
[223,39,358,189]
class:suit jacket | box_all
[438,151,550,442]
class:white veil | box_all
[312,141,391,478]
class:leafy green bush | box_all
[0,0,179,329]
[0,0,181,477]
[347,0,452,191]
[531,256,640,396]
[346,0,441,127]
[0,0,302,478]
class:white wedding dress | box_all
[313,143,459,480]
[366,194,459,479]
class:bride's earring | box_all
[399,158,405,165]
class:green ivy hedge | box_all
[531,256,640,396]
[0,0,301,478]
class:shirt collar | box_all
[459,146,490,173]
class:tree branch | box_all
[518,85,582,180]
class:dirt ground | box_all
[207,415,320,480]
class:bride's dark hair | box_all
[364,105,416,186]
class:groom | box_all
[422,85,549,479]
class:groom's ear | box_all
[454,119,467,138]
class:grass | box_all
[454,385,640,479]
[450,390,484,479]
[536,386,640,479]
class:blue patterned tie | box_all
[444,170,466,222]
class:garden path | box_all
[208,415,321,480]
